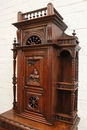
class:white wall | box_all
[0,0,87,130]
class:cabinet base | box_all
[0,109,80,130]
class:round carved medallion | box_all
[29,96,39,108]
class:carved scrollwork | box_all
[28,60,36,66]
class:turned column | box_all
[72,57,75,83]
[71,91,75,116]
[12,38,17,109]
[75,52,78,81]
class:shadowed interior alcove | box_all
[59,50,72,83]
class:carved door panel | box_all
[23,50,44,114]
[17,47,52,124]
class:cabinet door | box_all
[17,47,53,124]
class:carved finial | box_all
[72,30,76,36]
[13,38,16,49]
[13,38,16,43]
[13,38,20,47]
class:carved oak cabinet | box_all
[0,3,80,130]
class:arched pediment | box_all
[23,30,44,45]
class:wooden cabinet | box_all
[0,3,80,130]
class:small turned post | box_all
[47,3,54,15]
[72,30,76,36]
[12,38,17,109]
[17,11,22,22]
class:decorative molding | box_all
[56,115,73,123]
[27,55,44,60]
[56,114,77,124]
[0,116,37,130]
[57,39,76,45]
[47,24,52,43]
[56,82,78,90]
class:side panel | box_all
[17,50,24,114]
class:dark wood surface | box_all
[0,3,80,130]
[0,109,80,130]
